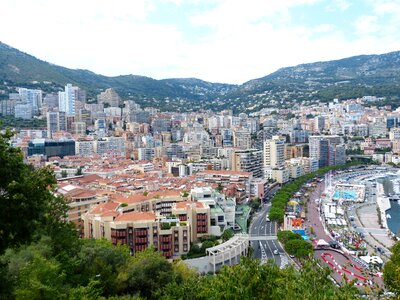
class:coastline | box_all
[376,182,391,230]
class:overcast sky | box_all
[1,0,400,84]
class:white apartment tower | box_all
[59,84,78,116]
[263,136,285,169]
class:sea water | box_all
[377,176,400,237]
[387,201,400,237]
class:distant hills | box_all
[1,41,400,112]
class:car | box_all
[273,249,279,255]
[289,254,295,258]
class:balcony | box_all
[134,229,148,236]
[160,235,172,243]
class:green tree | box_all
[61,169,68,178]
[117,248,174,299]
[75,167,83,176]
[249,197,261,211]
[160,258,359,299]
[1,237,66,299]
[74,239,130,296]
[221,229,234,242]
[68,279,103,300]
[285,239,313,258]
[384,241,400,293]
[277,230,302,243]
[0,130,69,253]
[269,206,284,223]
[200,240,215,254]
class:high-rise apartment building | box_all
[232,129,251,149]
[14,103,33,119]
[59,84,78,116]
[97,88,121,107]
[314,116,325,133]
[18,88,42,114]
[231,149,263,178]
[309,135,344,168]
[59,112,67,131]
[0,99,15,116]
[72,122,86,136]
[47,111,59,138]
[263,136,285,169]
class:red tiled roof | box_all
[112,193,150,204]
[114,211,156,222]
[175,201,207,209]
[90,201,120,215]
[74,174,103,184]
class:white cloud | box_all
[354,16,379,36]
[327,0,351,11]
[190,0,320,28]
[1,0,400,84]
[370,0,400,15]
[314,24,335,34]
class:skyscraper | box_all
[59,84,78,116]
[47,112,59,138]
[232,129,251,149]
[263,136,285,169]
[231,149,263,178]
[314,116,325,133]
[18,88,42,114]
[309,135,343,168]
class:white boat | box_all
[387,214,392,219]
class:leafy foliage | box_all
[0,116,46,129]
[384,241,400,294]
[117,248,174,299]
[221,229,234,242]
[277,231,313,258]
[0,130,72,253]
[160,258,359,300]
[249,197,261,211]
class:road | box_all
[307,169,385,288]
[249,186,288,268]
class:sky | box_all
[1,0,400,84]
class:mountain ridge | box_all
[1,41,400,112]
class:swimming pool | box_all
[333,190,357,200]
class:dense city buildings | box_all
[7,81,400,262]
